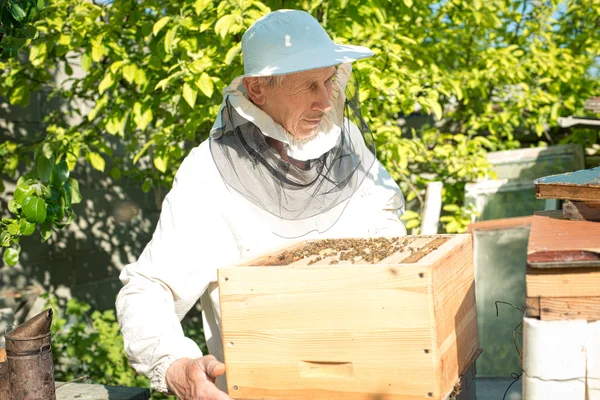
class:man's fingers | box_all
[203,383,234,400]
[198,355,226,379]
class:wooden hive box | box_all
[218,234,479,400]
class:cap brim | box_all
[244,43,373,77]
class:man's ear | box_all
[243,77,267,105]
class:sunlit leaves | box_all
[88,152,105,172]
[196,72,214,98]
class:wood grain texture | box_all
[218,235,477,400]
[431,235,479,399]
[562,200,600,222]
[219,264,436,399]
[534,297,600,321]
[525,297,540,318]
[526,267,600,297]
[535,167,600,201]
[527,215,600,266]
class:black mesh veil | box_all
[209,65,376,229]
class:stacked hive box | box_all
[523,167,600,400]
[218,234,480,400]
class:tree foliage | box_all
[0,0,45,59]
[1,0,599,265]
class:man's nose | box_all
[312,86,332,113]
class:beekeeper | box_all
[116,9,406,399]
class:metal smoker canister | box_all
[5,309,56,400]
[0,345,8,400]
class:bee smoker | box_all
[4,309,56,400]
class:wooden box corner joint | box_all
[218,235,479,400]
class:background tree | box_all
[0,0,598,259]
[0,0,45,59]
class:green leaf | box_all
[81,53,92,72]
[22,196,47,223]
[182,82,197,108]
[109,60,124,74]
[443,204,460,213]
[154,155,167,173]
[66,178,82,204]
[153,16,171,36]
[8,200,18,214]
[133,102,153,131]
[9,85,30,106]
[89,152,105,172]
[37,155,54,183]
[141,179,152,193]
[40,222,52,242]
[122,63,137,84]
[7,222,20,235]
[110,166,121,181]
[405,219,420,230]
[225,42,241,65]
[133,139,154,164]
[430,100,443,120]
[14,184,34,203]
[50,160,70,186]
[10,2,27,22]
[215,14,236,39]
[0,231,10,247]
[91,36,104,62]
[3,247,19,267]
[20,219,36,236]
[164,25,179,54]
[21,24,38,39]
[194,0,207,14]
[66,151,78,171]
[98,72,115,95]
[154,77,171,91]
[400,210,420,220]
[402,0,413,7]
[196,73,214,98]
[29,42,47,67]
[88,94,108,121]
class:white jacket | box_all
[116,75,407,393]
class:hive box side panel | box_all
[430,235,479,399]
[218,264,438,400]
[526,267,600,297]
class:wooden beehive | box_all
[218,234,479,400]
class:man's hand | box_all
[165,356,232,400]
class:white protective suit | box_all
[116,65,407,393]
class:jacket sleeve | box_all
[116,146,240,392]
[367,160,408,237]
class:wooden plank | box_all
[432,235,479,399]
[537,297,600,321]
[527,215,600,267]
[526,267,600,297]
[535,166,600,201]
[562,200,600,221]
[525,297,540,318]
[219,263,438,399]
[467,216,533,233]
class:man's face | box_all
[259,66,337,139]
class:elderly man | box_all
[116,9,406,400]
